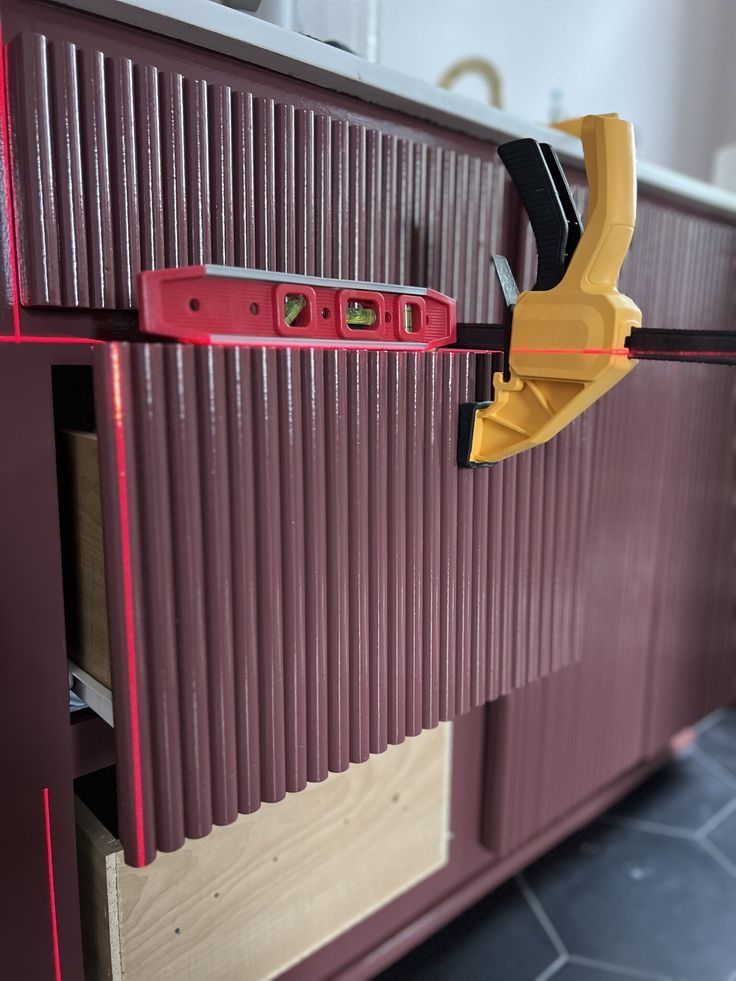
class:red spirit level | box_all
[139,266,457,352]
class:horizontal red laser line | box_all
[43,788,62,981]
[629,350,736,359]
[0,335,104,344]
[511,347,630,356]
[0,337,729,358]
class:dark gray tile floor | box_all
[377,708,736,981]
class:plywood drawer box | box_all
[76,724,451,981]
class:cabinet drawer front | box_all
[89,342,589,865]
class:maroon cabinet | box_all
[0,0,734,977]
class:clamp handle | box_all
[499,139,582,291]
[539,142,582,271]
[556,113,635,295]
[460,113,642,466]
[498,139,570,291]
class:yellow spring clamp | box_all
[459,113,642,465]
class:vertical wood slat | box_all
[10,33,60,305]
[98,344,597,865]
[160,72,188,269]
[197,348,237,826]
[209,83,234,267]
[252,96,276,271]
[226,349,262,814]
[109,57,141,307]
[347,352,370,764]
[294,108,315,277]
[49,40,89,306]
[184,79,211,266]
[313,113,332,279]
[81,48,115,307]
[386,353,407,745]
[135,64,165,273]
[301,350,329,782]
[368,352,389,754]
[277,350,308,792]
[251,348,286,803]
[232,91,256,270]
[130,345,184,853]
[324,351,351,773]
[275,103,296,275]
[163,347,212,842]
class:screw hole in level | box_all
[249,302,259,315]
[189,298,199,312]
[321,307,330,319]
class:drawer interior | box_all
[58,428,111,692]
[75,725,452,981]
[54,364,111,698]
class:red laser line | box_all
[511,347,630,356]
[0,335,104,344]
[43,788,62,981]
[629,350,736,359]
[0,21,20,339]
[111,344,146,867]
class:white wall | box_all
[243,0,736,180]
[376,0,732,180]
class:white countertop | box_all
[67,0,736,221]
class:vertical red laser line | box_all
[43,788,62,981]
[111,345,146,866]
[0,20,20,339]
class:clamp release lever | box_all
[458,113,641,466]
[498,139,582,291]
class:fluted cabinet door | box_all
[92,343,591,866]
[482,361,736,857]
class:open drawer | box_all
[59,342,589,866]
[76,724,451,980]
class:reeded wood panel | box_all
[7,31,506,325]
[10,29,736,337]
[483,360,736,856]
[94,343,591,866]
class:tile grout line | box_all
[690,744,736,792]
[534,954,568,981]
[601,813,698,840]
[567,954,673,980]
[696,796,736,839]
[516,872,567,959]
[697,836,736,879]
[693,708,730,738]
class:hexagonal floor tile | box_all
[708,808,736,868]
[698,710,736,780]
[550,959,667,980]
[525,820,736,980]
[376,879,559,981]
[610,750,735,832]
